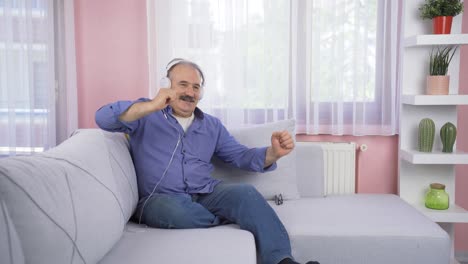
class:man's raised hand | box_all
[151,87,178,111]
[118,88,177,122]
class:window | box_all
[150,0,290,111]
[148,0,401,135]
[292,0,401,135]
[0,0,55,156]
[307,1,378,103]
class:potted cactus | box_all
[426,46,457,95]
[419,118,436,152]
[419,0,464,34]
[440,122,457,152]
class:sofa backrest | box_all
[0,129,138,264]
[211,119,325,200]
[211,119,300,200]
[295,142,325,197]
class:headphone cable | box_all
[138,109,182,225]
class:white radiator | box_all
[316,142,357,195]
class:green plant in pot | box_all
[419,0,464,34]
[426,46,457,95]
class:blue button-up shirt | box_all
[95,98,276,200]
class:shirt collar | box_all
[165,106,205,120]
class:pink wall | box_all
[74,0,149,128]
[455,8,468,252]
[73,0,468,252]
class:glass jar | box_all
[425,183,449,210]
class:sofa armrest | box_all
[0,200,24,264]
[295,142,324,197]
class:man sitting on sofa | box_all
[95,58,319,264]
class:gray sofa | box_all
[0,123,450,264]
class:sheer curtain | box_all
[0,0,62,157]
[54,0,78,144]
[147,0,402,135]
[293,0,402,135]
[148,0,291,128]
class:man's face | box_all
[168,64,203,118]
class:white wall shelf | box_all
[412,202,468,223]
[400,149,468,164]
[402,94,468,105]
[404,34,468,47]
[399,5,466,262]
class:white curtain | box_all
[54,0,78,144]
[293,0,401,135]
[0,0,56,156]
[147,0,402,135]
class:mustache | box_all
[179,95,196,102]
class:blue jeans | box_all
[135,183,292,264]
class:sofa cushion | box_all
[270,194,450,264]
[0,130,138,264]
[211,119,299,200]
[100,223,256,264]
[0,200,24,264]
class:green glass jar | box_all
[425,183,449,210]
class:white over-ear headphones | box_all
[159,76,171,88]
[159,58,205,99]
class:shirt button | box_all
[184,161,187,164]
[182,150,186,153]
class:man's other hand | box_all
[270,130,295,159]
[264,130,295,168]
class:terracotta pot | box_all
[433,16,453,34]
[426,75,449,95]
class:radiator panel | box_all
[319,142,357,195]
